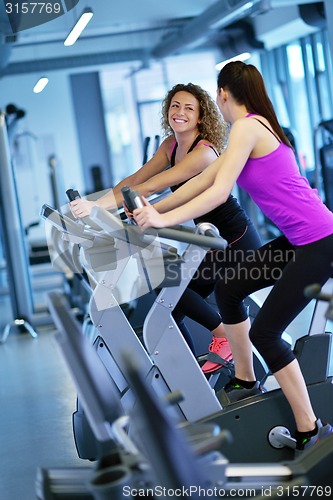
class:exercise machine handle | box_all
[40,203,95,240]
[196,222,220,238]
[90,205,228,251]
[121,186,144,212]
[304,283,332,302]
[66,188,81,202]
[66,188,102,231]
[118,187,227,249]
[145,226,227,250]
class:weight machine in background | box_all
[0,109,54,343]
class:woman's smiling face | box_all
[168,91,201,133]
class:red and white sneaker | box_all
[201,337,233,374]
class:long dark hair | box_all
[217,61,291,148]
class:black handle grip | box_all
[121,186,144,212]
[66,189,81,201]
[65,189,102,231]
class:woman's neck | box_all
[229,105,249,124]
[174,130,200,150]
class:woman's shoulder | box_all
[242,114,271,128]
[156,135,176,160]
[161,135,176,148]
[230,115,266,143]
[194,138,219,156]
[196,138,216,147]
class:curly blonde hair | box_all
[160,83,228,154]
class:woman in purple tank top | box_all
[134,61,333,453]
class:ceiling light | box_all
[33,77,49,93]
[215,52,252,71]
[64,7,93,46]
[209,1,254,30]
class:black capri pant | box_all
[172,223,262,352]
[215,233,333,373]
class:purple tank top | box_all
[237,117,333,245]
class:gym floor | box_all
[0,326,86,500]
[0,264,86,500]
[0,286,332,500]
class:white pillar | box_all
[324,0,333,59]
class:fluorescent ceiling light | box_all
[33,77,49,93]
[215,52,252,71]
[64,7,93,46]
[210,1,254,30]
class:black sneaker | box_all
[218,379,265,406]
[295,418,333,457]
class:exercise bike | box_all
[87,188,333,464]
[42,186,333,465]
[36,285,333,499]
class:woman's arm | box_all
[153,159,221,213]
[71,138,218,217]
[134,119,256,228]
[108,139,173,204]
[128,144,218,200]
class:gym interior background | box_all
[0,1,333,499]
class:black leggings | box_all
[172,223,262,352]
[215,234,333,373]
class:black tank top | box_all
[170,136,251,243]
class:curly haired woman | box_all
[70,83,262,373]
